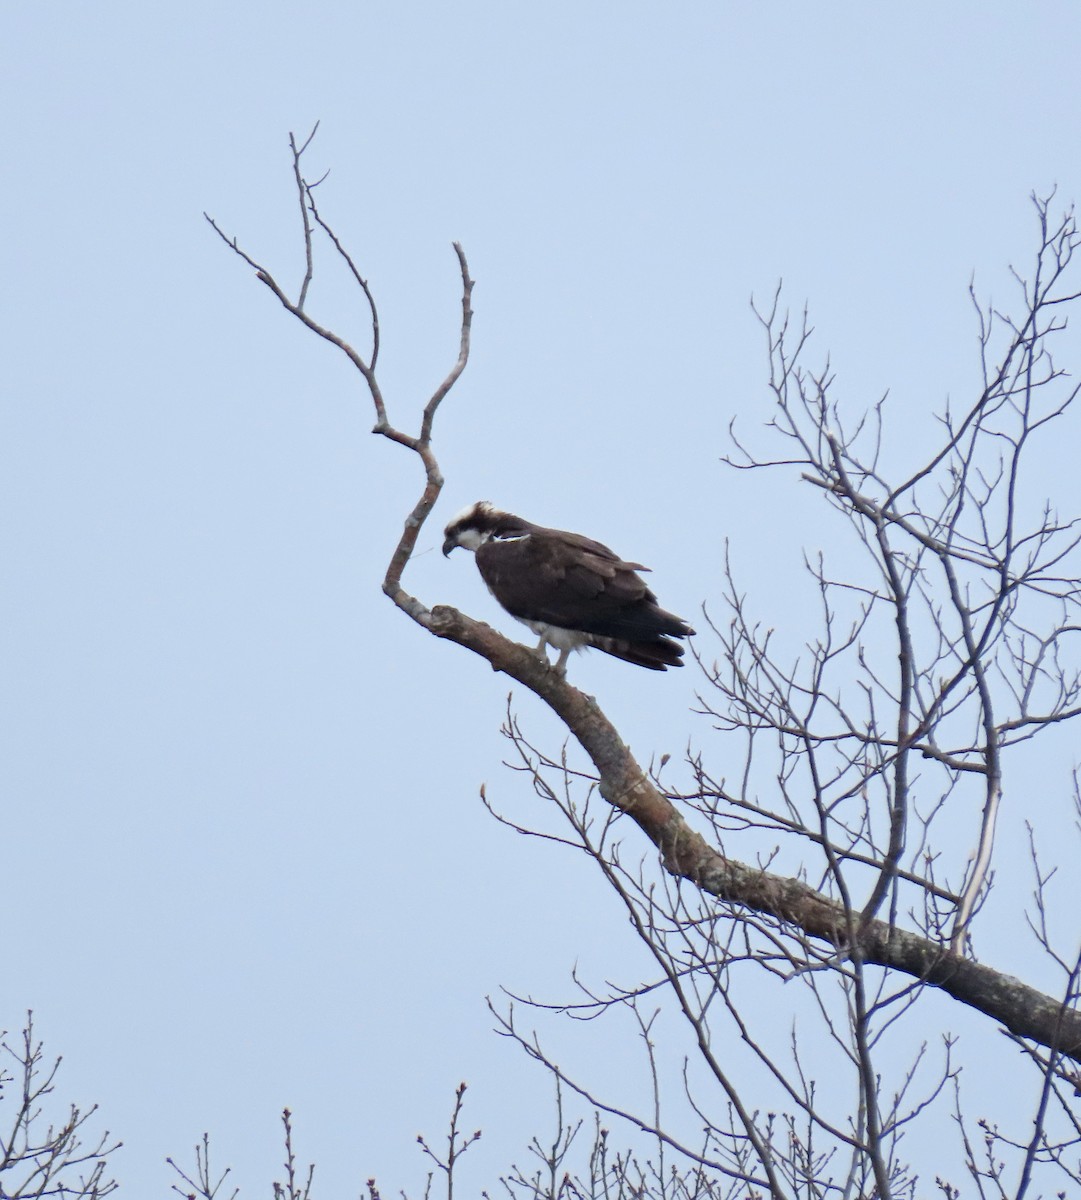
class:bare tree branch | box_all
[207,141,1081,1197]
[0,1013,119,1199]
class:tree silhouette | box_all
[204,132,1081,1198]
[0,1014,119,1199]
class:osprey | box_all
[442,501,695,674]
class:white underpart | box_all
[520,619,591,675]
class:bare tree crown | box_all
[204,134,1081,1198]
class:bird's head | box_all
[442,500,500,556]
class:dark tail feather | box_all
[580,604,696,643]
[592,635,687,671]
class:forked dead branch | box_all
[207,132,1081,1197]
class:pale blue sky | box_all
[4,3,1081,1195]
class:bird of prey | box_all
[442,501,695,674]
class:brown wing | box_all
[476,528,693,642]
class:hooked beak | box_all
[442,536,458,557]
